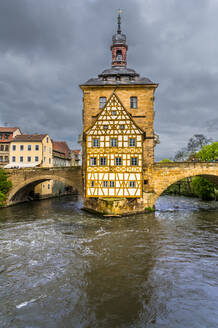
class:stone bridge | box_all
[4,162,218,209]
[143,162,218,208]
[5,167,82,206]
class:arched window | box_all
[116,50,122,61]
[130,96,138,109]
[99,97,107,109]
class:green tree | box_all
[0,169,12,206]
[159,158,172,163]
[196,142,218,162]
[191,176,216,200]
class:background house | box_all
[0,127,22,167]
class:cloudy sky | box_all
[0,0,217,160]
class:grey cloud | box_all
[0,0,217,155]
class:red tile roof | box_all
[0,127,20,132]
[72,149,81,155]
[52,141,71,159]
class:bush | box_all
[0,169,12,206]
[191,176,216,200]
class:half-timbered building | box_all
[80,12,158,215]
[86,93,143,198]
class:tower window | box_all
[129,181,136,188]
[115,157,122,166]
[129,138,136,147]
[116,50,122,61]
[109,181,115,188]
[131,157,138,166]
[99,97,107,109]
[130,96,138,109]
[111,110,116,116]
[120,124,125,130]
[103,181,108,188]
[90,157,97,166]
[91,181,95,187]
[103,125,108,130]
[100,157,107,166]
[110,138,117,147]
[92,138,99,147]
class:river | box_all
[0,195,217,328]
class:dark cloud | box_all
[0,0,217,159]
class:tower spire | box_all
[117,9,122,34]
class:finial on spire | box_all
[117,9,122,34]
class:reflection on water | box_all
[0,196,217,328]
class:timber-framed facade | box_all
[85,92,143,198]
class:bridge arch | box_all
[7,170,83,205]
[152,168,218,206]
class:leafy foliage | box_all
[196,142,218,162]
[191,176,216,200]
[159,158,172,163]
[0,169,12,206]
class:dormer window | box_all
[116,50,122,61]
[130,96,138,109]
[99,97,107,109]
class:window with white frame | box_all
[0,156,3,162]
[129,181,136,188]
[20,156,23,162]
[35,156,39,162]
[12,156,16,162]
[130,96,138,108]
[115,157,122,166]
[28,145,31,151]
[35,145,39,151]
[90,157,97,166]
[99,97,107,109]
[27,156,31,162]
[20,145,24,151]
[109,181,115,188]
[103,181,108,188]
[92,138,99,147]
[129,138,136,147]
[131,157,138,166]
[12,145,16,151]
[100,157,107,166]
[110,138,117,147]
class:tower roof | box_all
[81,12,157,87]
